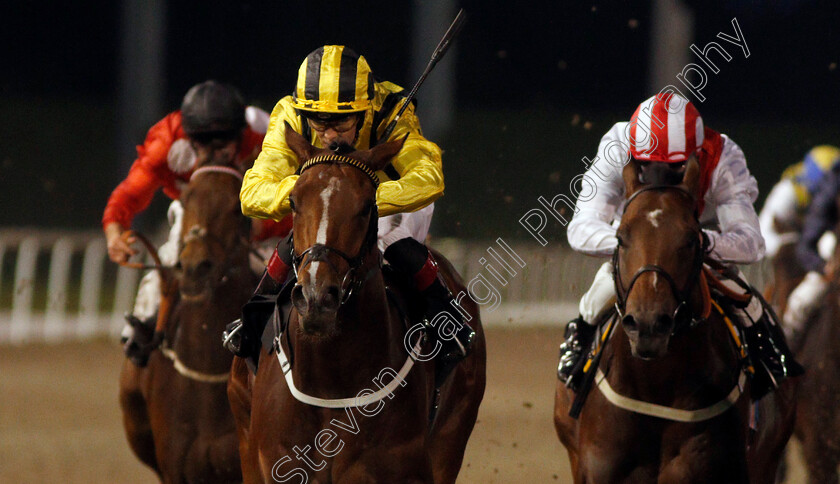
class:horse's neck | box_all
[607,312,738,405]
[289,270,406,395]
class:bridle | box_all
[179,165,251,290]
[291,154,381,306]
[612,185,708,329]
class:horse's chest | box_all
[580,411,746,483]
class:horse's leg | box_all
[118,359,161,477]
[800,429,840,484]
[336,451,435,484]
[228,355,260,483]
[426,337,486,483]
[183,433,242,484]
[554,383,581,479]
[427,393,479,483]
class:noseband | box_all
[612,185,707,329]
[292,154,381,306]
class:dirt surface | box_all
[0,328,807,483]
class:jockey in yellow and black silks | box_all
[236,45,474,363]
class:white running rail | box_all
[0,230,771,344]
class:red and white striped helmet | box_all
[628,92,704,163]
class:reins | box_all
[280,153,426,408]
[577,184,751,422]
[116,230,163,271]
[118,164,254,373]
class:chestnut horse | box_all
[228,126,486,483]
[119,163,257,483]
[554,158,796,483]
[793,196,840,483]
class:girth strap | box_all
[160,345,230,383]
[275,332,424,409]
[595,368,746,422]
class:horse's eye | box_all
[616,235,624,247]
[289,197,296,211]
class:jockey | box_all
[786,153,840,339]
[559,92,802,398]
[103,80,291,350]
[759,146,840,260]
[238,45,475,363]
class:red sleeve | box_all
[252,214,293,241]
[102,112,181,229]
[236,127,265,169]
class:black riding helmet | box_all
[181,80,246,142]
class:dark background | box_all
[1,0,839,241]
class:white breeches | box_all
[376,203,434,252]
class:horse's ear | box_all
[284,121,315,162]
[681,154,700,198]
[622,158,643,197]
[360,134,408,172]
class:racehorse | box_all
[228,124,486,483]
[119,160,257,483]
[793,201,840,483]
[764,216,805,319]
[554,158,796,483]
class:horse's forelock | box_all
[640,163,685,186]
[328,141,355,155]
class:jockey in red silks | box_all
[559,92,802,399]
[103,80,291,350]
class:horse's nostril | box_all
[654,314,674,333]
[190,259,213,279]
[321,285,341,311]
[622,315,637,329]
[291,285,307,313]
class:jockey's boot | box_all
[739,298,804,400]
[123,313,162,367]
[120,313,145,344]
[223,243,292,359]
[558,315,597,390]
[384,238,475,363]
[422,275,476,363]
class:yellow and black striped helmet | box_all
[292,45,374,114]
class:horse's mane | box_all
[640,162,686,187]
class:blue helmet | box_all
[800,145,840,194]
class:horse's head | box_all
[614,157,704,359]
[284,121,405,335]
[177,160,250,301]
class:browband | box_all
[300,154,380,188]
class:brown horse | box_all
[554,158,796,483]
[228,126,486,483]
[119,162,257,483]
[793,198,840,483]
